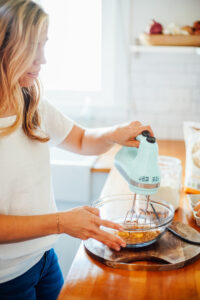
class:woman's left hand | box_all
[107,121,154,148]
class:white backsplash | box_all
[129,51,200,139]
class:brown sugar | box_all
[116,229,160,244]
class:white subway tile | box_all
[130,52,200,139]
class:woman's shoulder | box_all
[38,98,60,120]
[38,97,74,127]
[38,98,74,147]
[38,98,52,112]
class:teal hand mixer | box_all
[114,130,161,225]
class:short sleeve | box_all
[39,99,74,147]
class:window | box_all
[40,0,101,92]
[38,0,129,120]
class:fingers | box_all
[83,212,126,250]
[132,120,142,127]
[84,206,100,216]
[92,228,126,251]
[124,140,140,148]
[82,206,124,232]
[75,206,126,250]
[128,122,154,139]
[97,218,124,231]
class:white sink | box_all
[50,147,97,203]
[50,147,97,165]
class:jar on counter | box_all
[151,156,182,210]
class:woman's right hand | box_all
[59,206,126,251]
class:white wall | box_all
[130,51,200,139]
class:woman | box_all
[0,0,154,299]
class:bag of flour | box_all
[183,121,200,194]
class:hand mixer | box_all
[114,131,200,246]
[114,130,161,226]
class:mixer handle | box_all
[141,130,150,137]
[141,130,156,143]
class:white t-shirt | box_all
[0,100,74,283]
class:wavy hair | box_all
[0,0,49,142]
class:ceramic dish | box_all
[93,194,174,248]
[187,194,200,226]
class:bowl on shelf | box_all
[93,194,174,248]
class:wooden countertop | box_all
[58,140,200,300]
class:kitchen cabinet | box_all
[57,140,200,300]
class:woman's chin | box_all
[19,77,36,88]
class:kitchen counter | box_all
[58,140,200,300]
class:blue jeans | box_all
[0,249,64,300]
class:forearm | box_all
[0,207,126,251]
[79,121,154,154]
[60,125,116,155]
[80,127,116,155]
[0,213,59,243]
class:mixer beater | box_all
[124,194,151,226]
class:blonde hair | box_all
[0,0,49,142]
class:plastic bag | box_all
[184,121,200,194]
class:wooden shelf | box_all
[130,45,200,54]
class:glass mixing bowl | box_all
[93,194,174,248]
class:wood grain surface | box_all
[58,141,200,300]
[139,33,200,47]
